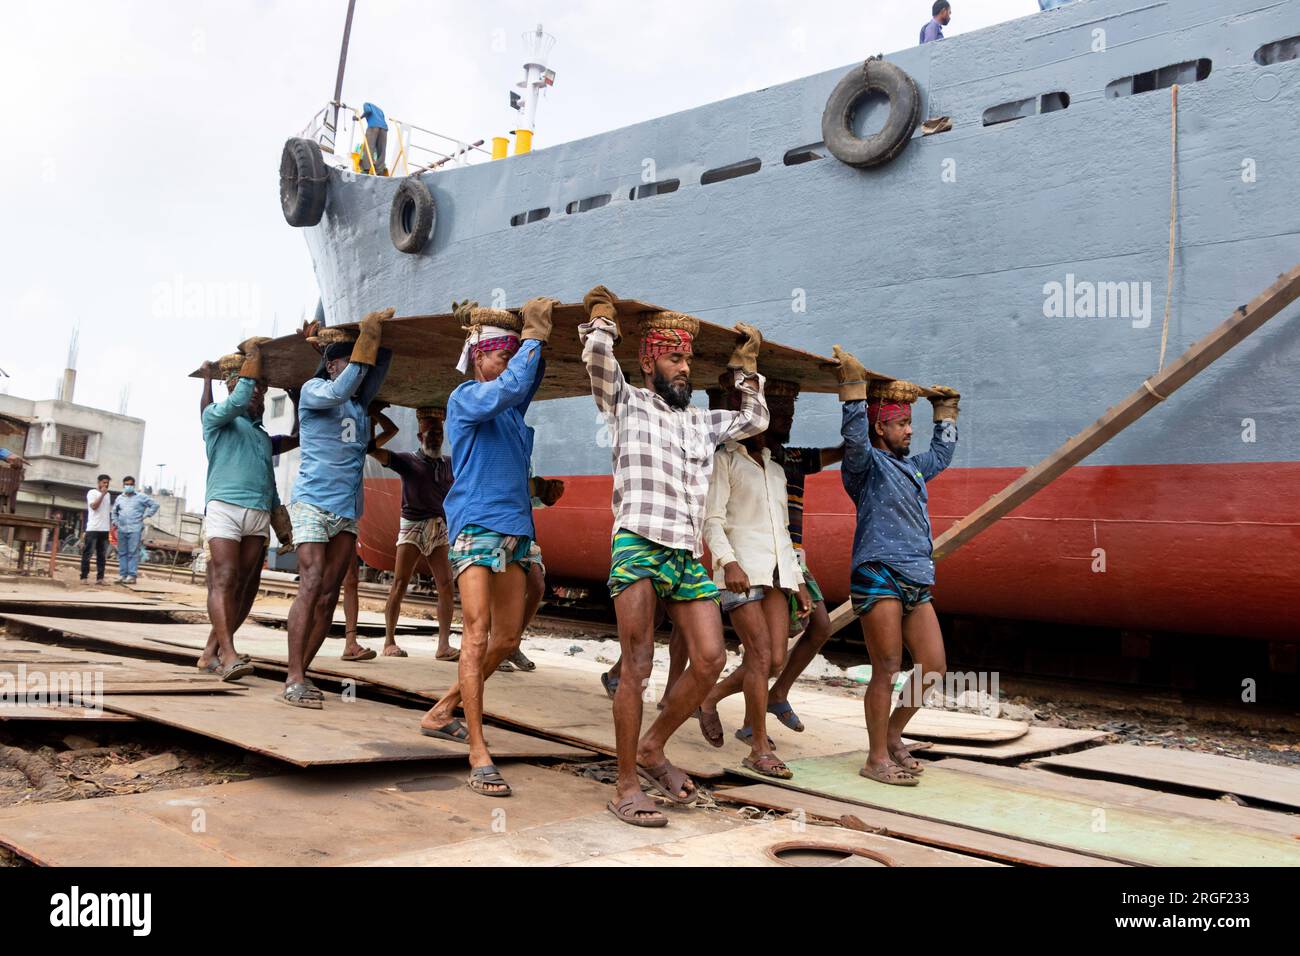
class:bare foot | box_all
[381,644,407,657]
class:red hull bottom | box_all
[358,462,1300,641]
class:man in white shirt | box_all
[698,382,810,779]
[80,474,112,585]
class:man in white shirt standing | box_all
[698,380,810,779]
[81,474,112,585]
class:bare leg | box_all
[888,602,947,767]
[383,542,420,655]
[858,600,904,775]
[430,545,457,659]
[609,579,657,809]
[303,533,358,671]
[285,542,325,686]
[770,599,830,704]
[637,598,726,781]
[230,537,268,633]
[341,556,364,658]
[201,538,243,668]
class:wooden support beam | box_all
[826,264,1300,636]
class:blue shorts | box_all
[850,561,933,617]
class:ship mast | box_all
[325,0,357,155]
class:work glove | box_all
[830,345,868,403]
[351,307,393,366]
[236,337,272,380]
[582,285,621,340]
[520,297,558,344]
[929,384,961,422]
[270,505,294,552]
[727,323,762,375]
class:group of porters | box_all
[197,287,961,827]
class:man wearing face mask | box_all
[580,285,768,827]
[110,476,159,585]
[368,404,457,661]
[281,309,394,708]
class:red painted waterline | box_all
[358,462,1300,641]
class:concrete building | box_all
[0,389,146,544]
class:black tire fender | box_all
[279,137,328,227]
[389,177,436,254]
[821,57,921,168]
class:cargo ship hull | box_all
[291,0,1300,641]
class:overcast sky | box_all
[2,0,1037,505]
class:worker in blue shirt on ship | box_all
[920,1,951,43]
[831,346,961,787]
[354,101,388,176]
[418,296,554,799]
[281,309,393,708]
[110,477,160,585]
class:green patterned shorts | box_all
[607,529,719,603]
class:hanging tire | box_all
[821,57,921,168]
[280,137,328,227]
[389,177,436,254]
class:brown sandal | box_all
[742,752,793,780]
[890,744,925,773]
[695,707,724,748]
[859,763,919,787]
[637,761,697,804]
[607,792,667,828]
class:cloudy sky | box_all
[2,0,1037,504]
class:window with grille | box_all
[58,429,89,460]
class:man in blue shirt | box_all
[356,101,388,176]
[195,340,299,681]
[833,346,960,787]
[418,297,553,798]
[920,1,951,44]
[281,309,393,708]
[111,477,160,584]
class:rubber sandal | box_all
[507,648,536,671]
[889,745,925,773]
[300,679,324,699]
[735,726,776,751]
[695,707,725,748]
[637,761,696,805]
[420,719,469,743]
[607,792,668,828]
[767,700,805,732]
[859,763,919,787]
[197,659,221,674]
[341,647,377,661]
[742,752,794,780]
[280,681,323,709]
[216,658,254,682]
[601,671,620,699]
[496,659,516,672]
[435,648,461,662]
[468,764,512,797]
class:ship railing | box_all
[298,102,492,176]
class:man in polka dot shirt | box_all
[831,346,960,787]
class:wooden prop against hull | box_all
[189,299,925,408]
[824,264,1300,636]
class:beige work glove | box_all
[727,322,763,375]
[236,337,272,380]
[929,384,961,422]
[351,307,393,366]
[520,297,557,344]
[582,285,621,339]
[830,345,868,402]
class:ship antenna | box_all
[509,23,556,155]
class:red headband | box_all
[471,334,519,358]
[640,328,693,360]
[868,401,911,425]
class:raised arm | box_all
[449,339,544,424]
[821,444,846,468]
[832,346,874,500]
[367,405,397,465]
[911,386,960,482]
[705,369,769,446]
[579,285,629,415]
[202,376,255,433]
[300,362,367,409]
[355,347,394,410]
[271,386,302,456]
[199,361,216,417]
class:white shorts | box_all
[205,500,270,541]
[396,516,449,556]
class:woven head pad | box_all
[416,406,446,422]
[465,306,522,335]
[314,327,356,345]
[217,353,244,377]
[638,310,700,338]
[868,379,923,404]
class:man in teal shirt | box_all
[196,340,298,680]
[283,309,393,708]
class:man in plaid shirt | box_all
[580,284,769,827]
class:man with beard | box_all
[418,297,553,798]
[195,340,298,680]
[580,285,768,827]
[281,310,393,708]
[368,405,458,661]
[834,346,960,786]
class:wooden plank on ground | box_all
[715,782,1125,866]
[0,764,622,866]
[728,753,1300,866]
[1029,744,1300,810]
[0,637,245,696]
[0,705,138,723]
[250,606,432,633]
[0,614,1032,778]
[89,675,593,767]
[189,298,914,409]
[902,727,1109,761]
